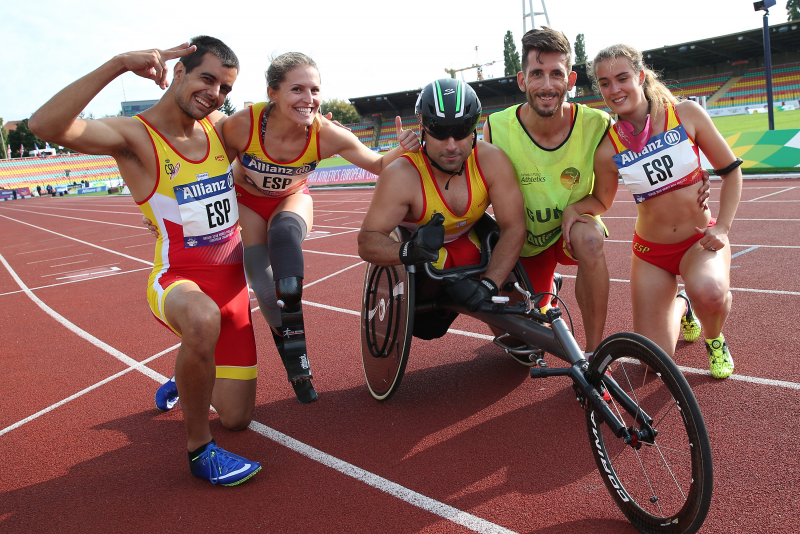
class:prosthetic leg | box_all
[274,276,317,403]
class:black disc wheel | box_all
[360,260,414,401]
[585,333,713,534]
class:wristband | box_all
[479,278,499,297]
[398,241,414,266]
[713,158,743,176]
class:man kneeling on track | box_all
[29,37,261,486]
[358,78,526,335]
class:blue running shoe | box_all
[190,441,262,486]
[155,376,179,412]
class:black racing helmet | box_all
[415,78,482,141]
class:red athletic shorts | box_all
[435,230,482,270]
[632,218,717,276]
[148,262,257,380]
[235,184,310,221]
[519,234,577,296]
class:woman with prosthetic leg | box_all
[223,52,419,402]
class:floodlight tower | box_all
[523,0,550,33]
[754,0,776,130]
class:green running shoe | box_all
[677,290,701,342]
[705,337,734,379]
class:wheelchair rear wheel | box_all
[360,259,414,401]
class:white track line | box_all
[0,267,152,297]
[0,207,145,229]
[747,187,795,202]
[249,421,517,534]
[1,251,514,534]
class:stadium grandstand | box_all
[341,21,800,145]
[0,154,122,192]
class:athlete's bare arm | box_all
[357,158,421,265]
[476,141,525,285]
[29,43,197,200]
[676,100,742,250]
[320,116,419,175]
[560,137,620,242]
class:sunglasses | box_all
[423,124,475,141]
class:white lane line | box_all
[124,242,154,249]
[40,263,121,278]
[101,234,151,242]
[747,187,795,202]
[0,208,145,229]
[305,261,365,288]
[249,420,518,534]
[0,252,162,381]
[604,239,800,250]
[0,344,178,437]
[310,225,362,230]
[317,216,349,222]
[0,214,153,266]
[1,257,515,534]
[0,267,152,297]
[676,365,800,389]
[304,250,361,259]
[57,266,122,280]
[27,253,93,264]
[557,273,800,296]
[50,260,89,268]
[15,244,74,255]
[731,246,760,259]
[306,229,360,241]
[14,206,141,216]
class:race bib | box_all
[173,169,239,248]
[613,125,701,204]
[240,153,317,197]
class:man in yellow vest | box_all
[30,37,261,486]
[484,27,613,355]
[486,27,715,356]
[359,79,525,330]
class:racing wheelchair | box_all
[359,214,713,534]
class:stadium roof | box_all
[350,20,800,116]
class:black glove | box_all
[443,275,499,312]
[399,212,445,266]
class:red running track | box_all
[1,181,799,533]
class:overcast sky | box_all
[1,0,786,122]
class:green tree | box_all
[503,31,522,76]
[217,97,236,116]
[574,34,587,64]
[7,119,45,158]
[320,98,361,125]
[0,118,8,159]
[788,0,800,21]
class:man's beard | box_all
[527,89,565,118]
[175,85,212,120]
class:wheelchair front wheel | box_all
[584,333,713,534]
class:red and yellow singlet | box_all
[400,148,489,269]
[135,116,256,380]
[235,102,321,198]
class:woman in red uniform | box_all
[222,52,418,402]
[566,44,742,378]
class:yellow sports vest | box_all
[488,103,610,257]
[607,103,702,204]
[399,148,489,244]
[135,115,243,274]
[237,101,320,197]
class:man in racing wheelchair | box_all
[358,78,526,345]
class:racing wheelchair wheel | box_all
[360,230,415,401]
[584,333,713,534]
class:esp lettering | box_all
[642,155,674,185]
[262,176,293,190]
[206,198,231,228]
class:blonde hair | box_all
[588,44,678,110]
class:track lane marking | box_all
[0,267,152,297]
[1,255,516,534]
[747,187,795,202]
[0,207,146,229]
[27,253,93,264]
